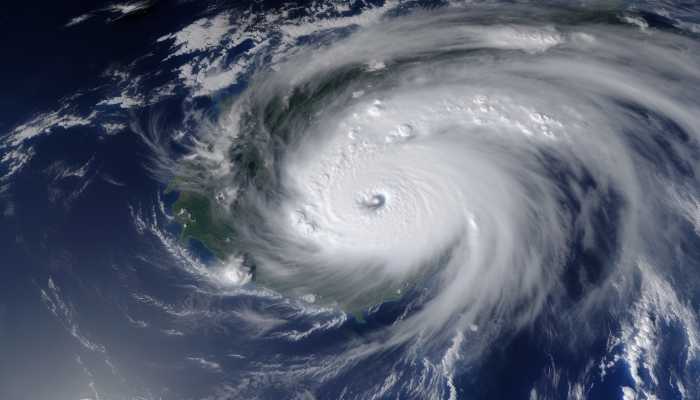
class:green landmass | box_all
[171,191,235,259]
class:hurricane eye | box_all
[358,192,386,211]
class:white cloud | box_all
[101,122,127,135]
[98,93,144,109]
[40,277,107,353]
[186,356,222,372]
[65,13,92,27]
[157,14,233,58]
[107,1,150,16]
[5,110,93,147]
[64,1,152,27]
[154,2,397,97]
[0,146,35,182]
[0,107,96,182]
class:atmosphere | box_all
[2,1,700,399]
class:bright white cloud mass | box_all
[136,5,700,398]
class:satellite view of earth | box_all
[1,1,700,399]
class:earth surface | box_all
[1,1,700,399]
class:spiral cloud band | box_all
[157,5,700,398]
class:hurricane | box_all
[3,1,700,399]
[131,3,700,398]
